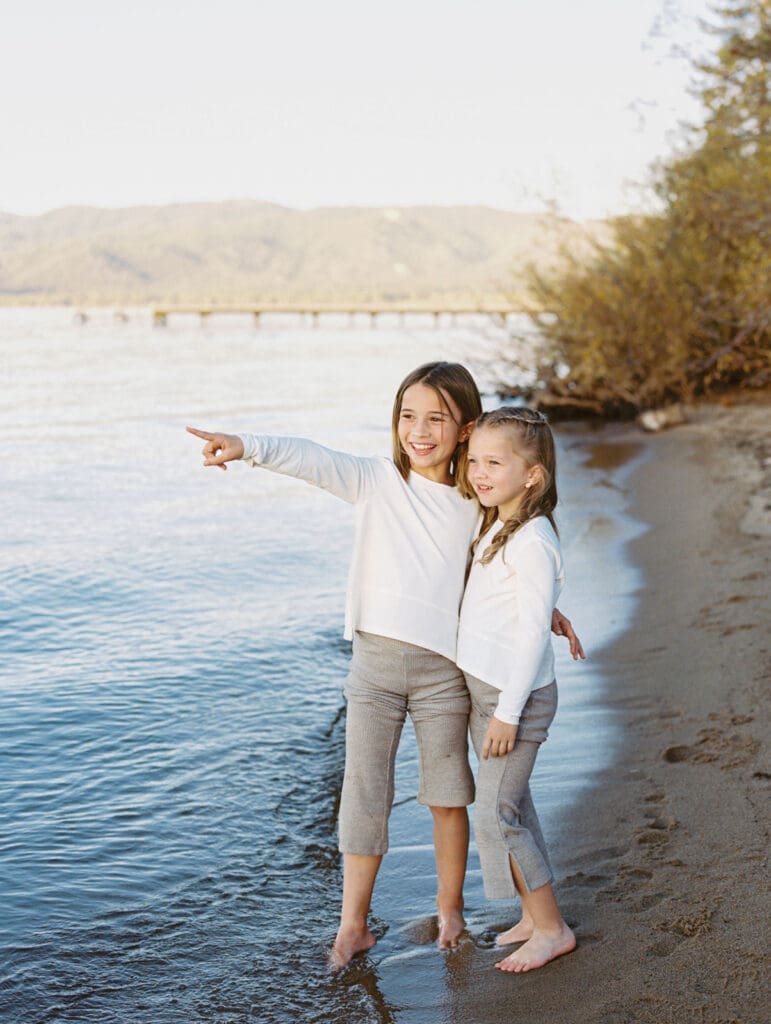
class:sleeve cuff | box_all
[236,433,260,461]
[493,700,521,726]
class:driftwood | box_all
[637,404,688,432]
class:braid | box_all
[470,506,498,563]
[469,407,558,566]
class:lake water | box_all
[0,309,645,1023]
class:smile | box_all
[409,443,436,454]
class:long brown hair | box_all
[391,362,482,498]
[467,407,558,565]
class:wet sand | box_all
[379,399,770,1024]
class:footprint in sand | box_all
[636,829,670,846]
[662,743,718,764]
[618,866,653,881]
[658,910,713,938]
[633,793,679,854]
[630,892,667,913]
[643,813,678,831]
[561,871,611,889]
[646,909,713,956]
[596,863,659,905]
[647,935,680,957]
[708,711,754,725]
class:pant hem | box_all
[338,844,389,856]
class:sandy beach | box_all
[378,398,769,1024]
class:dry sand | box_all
[427,399,770,1023]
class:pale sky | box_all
[3,0,716,220]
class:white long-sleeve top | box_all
[237,434,479,660]
[456,516,564,725]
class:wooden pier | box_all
[149,303,534,326]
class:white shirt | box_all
[456,516,564,724]
[238,434,479,660]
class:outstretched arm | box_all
[186,427,244,470]
[186,425,382,504]
[551,608,586,661]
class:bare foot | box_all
[328,925,376,971]
[495,917,535,946]
[437,907,466,950]
[495,924,576,973]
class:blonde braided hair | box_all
[465,407,558,566]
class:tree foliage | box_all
[510,1,771,415]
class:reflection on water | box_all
[0,310,645,1023]
[580,440,645,471]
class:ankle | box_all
[531,919,569,937]
[436,901,466,917]
[337,918,370,936]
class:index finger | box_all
[186,426,215,441]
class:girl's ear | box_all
[526,465,545,489]
[458,422,475,442]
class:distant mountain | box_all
[0,201,608,306]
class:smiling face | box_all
[467,425,540,520]
[397,382,466,484]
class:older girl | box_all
[458,407,576,973]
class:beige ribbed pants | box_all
[338,631,475,855]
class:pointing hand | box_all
[186,426,245,470]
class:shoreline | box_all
[378,399,769,1023]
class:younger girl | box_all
[457,407,576,973]
[187,369,579,970]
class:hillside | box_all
[0,201,608,306]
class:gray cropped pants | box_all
[338,631,475,856]
[466,674,558,898]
